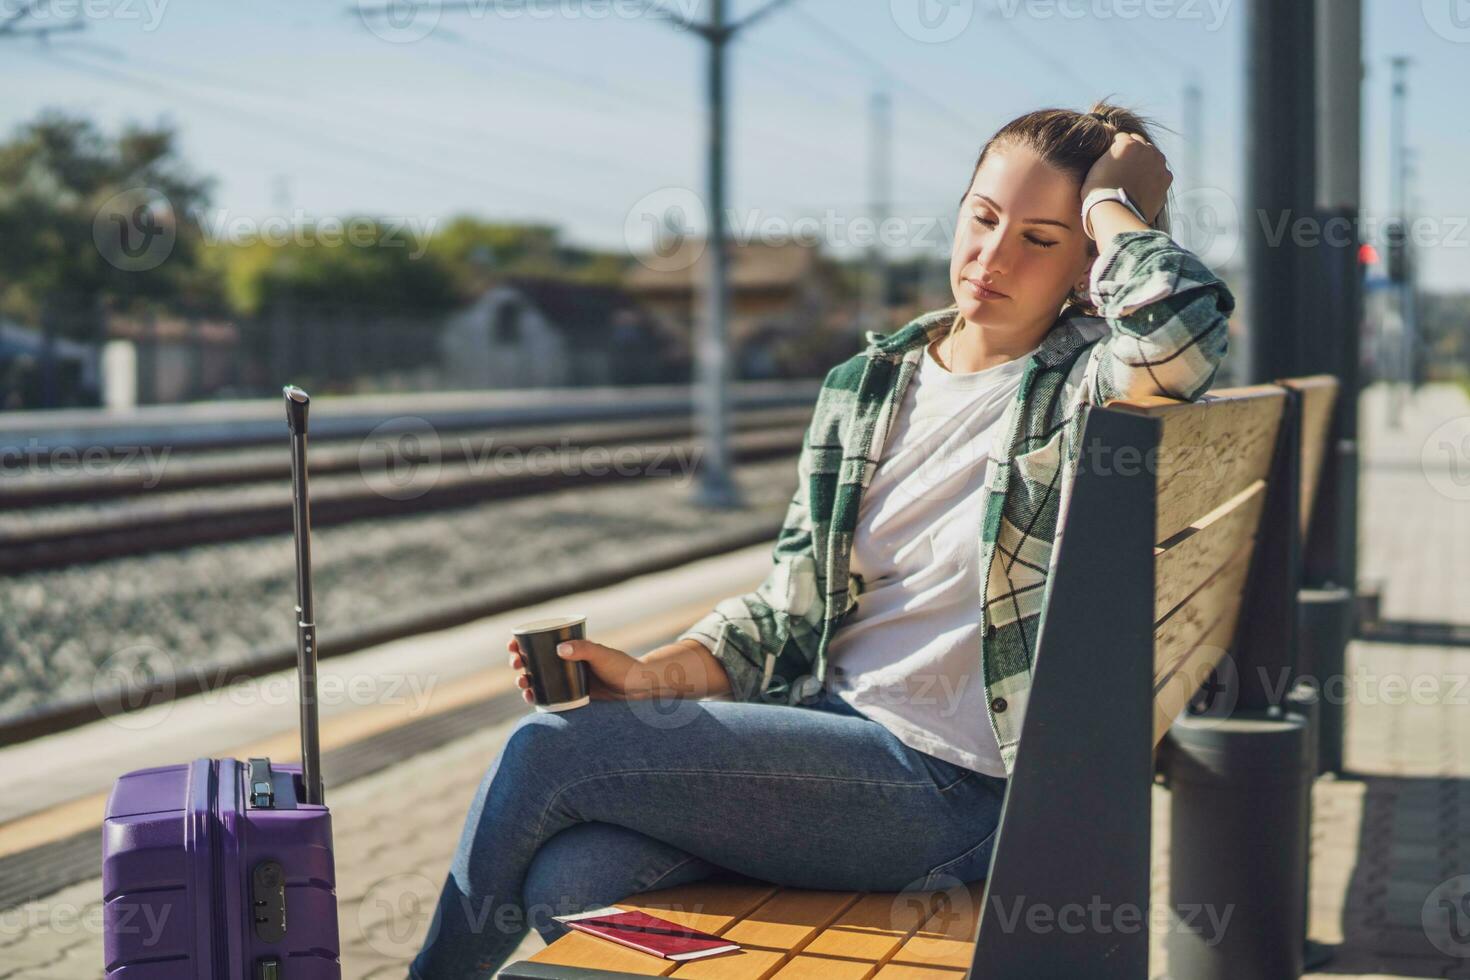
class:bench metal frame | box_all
[965,404,1160,978]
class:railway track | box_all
[0,405,813,507]
[0,407,809,573]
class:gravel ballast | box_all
[0,457,798,727]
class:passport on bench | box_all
[552,905,741,961]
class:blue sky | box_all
[2,0,1466,290]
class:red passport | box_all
[552,905,741,961]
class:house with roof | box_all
[623,238,850,379]
[439,277,676,390]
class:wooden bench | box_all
[504,378,1321,980]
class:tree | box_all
[209,223,460,319]
[426,216,628,295]
[0,111,221,339]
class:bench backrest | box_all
[1103,386,1288,746]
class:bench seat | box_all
[515,878,983,979]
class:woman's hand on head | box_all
[508,637,658,704]
[1080,131,1172,225]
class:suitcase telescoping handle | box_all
[284,385,325,805]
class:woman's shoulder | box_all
[803,349,879,444]
[819,351,871,392]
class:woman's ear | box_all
[1073,242,1098,294]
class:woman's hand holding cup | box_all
[509,637,655,703]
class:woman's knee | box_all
[500,698,631,761]
[522,825,605,936]
[521,822,720,944]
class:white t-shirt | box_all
[826,336,1035,778]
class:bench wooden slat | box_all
[767,889,941,978]
[527,881,780,974]
[1106,384,1285,544]
[1153,478,1268,622]
[1152,587,1247,744]
[668,888,864,978]
[768,951,885,979]
[870,964,967,979]
[1153,536,1256,693]
[870,882,985,978]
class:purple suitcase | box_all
[102,387,342,979]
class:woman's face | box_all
[949,143,1096,337]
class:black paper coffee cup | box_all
[512,615,591,712]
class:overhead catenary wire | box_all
[784,5,997,137]
[358,12,862,168]
[17,46,636,226]
[39,40,695,188]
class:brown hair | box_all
[941,99,1174,343]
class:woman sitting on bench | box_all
[410,100,1234,979]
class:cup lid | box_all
[512,614,587,634]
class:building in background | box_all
[103,314,242,406]
[624,238,854,379]
[440,276,678,390]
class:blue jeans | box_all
[408,686,1008,978]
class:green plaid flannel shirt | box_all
[678,229,1235,778]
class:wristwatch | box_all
[1081,187,1146,240]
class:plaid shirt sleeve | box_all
[1085,228,1235,405]
[675,412,822,702]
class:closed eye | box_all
[972,214,1058,249]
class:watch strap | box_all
[1082,187,1146,239]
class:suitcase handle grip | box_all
[284,385,324,805]
[284,385,310,435]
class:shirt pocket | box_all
[1009,429,1065,491]
[987,430,1066,622]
